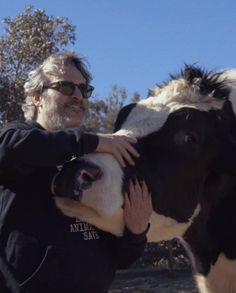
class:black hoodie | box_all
[0,121,147,293]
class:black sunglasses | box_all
[43,81,94,99]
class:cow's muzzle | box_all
[51,158,102,201]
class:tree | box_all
[0,5,141,131]
[0,5,76,122]
[83,85,141,133]
[83,85,140,133]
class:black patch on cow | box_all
[114,103,137,132]
[183,173,236,276]
[52,158,102,201]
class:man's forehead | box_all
[48,65,86,84]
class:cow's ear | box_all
[114,103,137,132]
[222,100,235,117]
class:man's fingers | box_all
[114,137,139,166]
[96,134,139,167]
[117,147,135,166]
[133,178,142,195]
[129,180,135,196]
[120,138,139,158]
[141,181,149,197]
[124,192,131,209]
[112,149,126,168]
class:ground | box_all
[109,268,198,293]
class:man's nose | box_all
[72,86,83,100]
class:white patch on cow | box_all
[195,253,236,293]
[116,78,225,138]
[147,204,201,242]
[55,198,124,236]
[195,274,213,293]
[220,69,236,114]
[115,102,169,138]
[80,153,124,216]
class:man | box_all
[0,51,152,293]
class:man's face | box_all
[37,65,89,130]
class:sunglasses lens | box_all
[79,84,94,99]
[59,83,75,96]
[87,86,94,98]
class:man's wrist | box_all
[124,223,150,242]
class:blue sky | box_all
[0,0,236,100]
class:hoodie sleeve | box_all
[106,224,150,269]
[0,121,99,169]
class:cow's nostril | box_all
[80,168,102,182]
[81,170,95,182]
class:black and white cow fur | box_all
[53,66,236,293]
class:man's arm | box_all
[107,224,150,269]
[0,121,99,169]
[0,122,139,170]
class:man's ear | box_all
[33,95,42,108]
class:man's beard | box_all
[42,98,86,130]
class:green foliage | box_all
[0,5,76,122]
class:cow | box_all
[52,66,236,293]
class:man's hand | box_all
[124,179,152,234]
[95,134,139,167]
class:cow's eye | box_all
[174,131,197,145]
[184,133,197,145]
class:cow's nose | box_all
[51,158,102,199]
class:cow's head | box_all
[53,65,236,241]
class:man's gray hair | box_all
[22,51,92,120]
